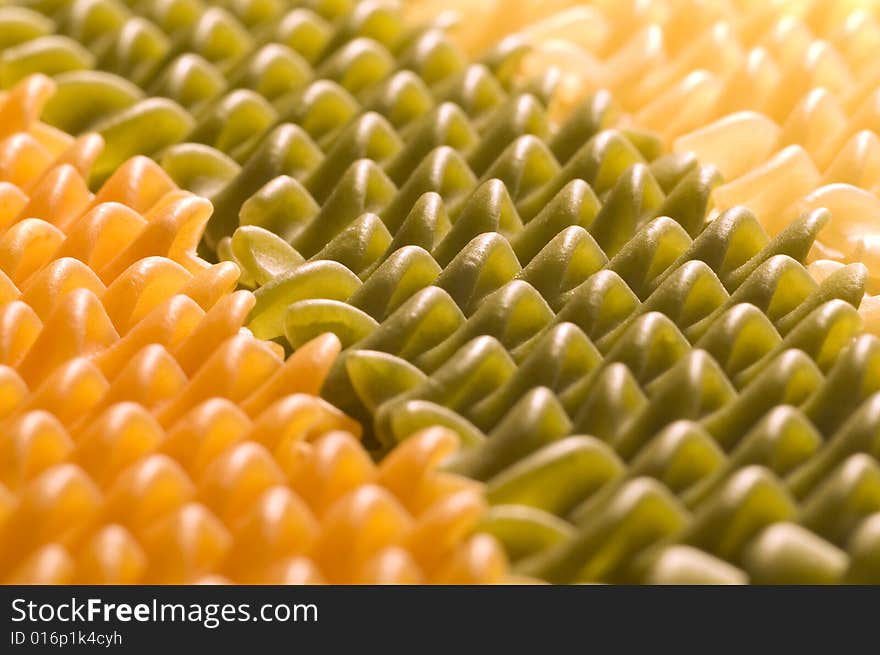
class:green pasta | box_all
[223,98,875,583]
[0,0,547,192]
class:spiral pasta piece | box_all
[0,74,508,585]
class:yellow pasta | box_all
[404,0,880,322]
[0,75,508,585]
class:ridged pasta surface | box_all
[0,0,556,230]
[5,0,880,585]
[400,0,880,327]
[0,74,507,585]
[159,2,880,585]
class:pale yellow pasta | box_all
[403,0,880,329]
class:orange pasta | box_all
[0,75,507,584]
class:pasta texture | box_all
[0,74,507,585]
[5,0,880,585]
[182,3,879,584]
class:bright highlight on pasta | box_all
[0,74,507,585]
[400,0,880,319]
